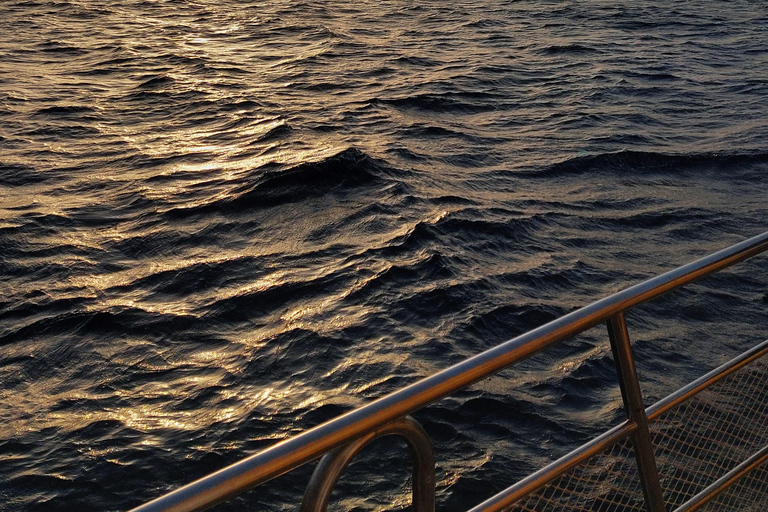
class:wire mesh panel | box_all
[649,356,768,510]
[496,352,768,512]
[699,459,768,512]
[503,436,647,512]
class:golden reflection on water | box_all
[3,368,332,438]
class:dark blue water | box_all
[1,1,767,511]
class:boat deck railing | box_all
[130,231,768,512]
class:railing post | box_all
[607,312,666,512]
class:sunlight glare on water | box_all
[1,1,767,511]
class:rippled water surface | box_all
[2,1,767,511]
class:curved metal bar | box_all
[300,416,435,512]
[130,231,768,512]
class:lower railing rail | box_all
[130,231,768,512]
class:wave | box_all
[520,150,768,178]
[136,75,176,90]
[538,43,601,55]
[246,121,293,144]
[0,163,49,186]
[104,256,261,298]
[0,307,198,346]
[201,269,345,323]
[32,105,98,117]
[122,89,210,104]
[372,91,502,113]
[23,125,101,139]
[366,209,543,259]
[37,40,86,55]
[164,148,406,217]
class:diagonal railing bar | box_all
[673,444,768,512]
[647,338,768,422]
[648,347,768,512]
[129,230,768,512]
[465,420,637,512]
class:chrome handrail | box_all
[130,231,768,512]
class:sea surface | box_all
[1,1,767,511]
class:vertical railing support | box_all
[607,312,666,512]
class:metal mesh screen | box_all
[699,459,768,512]
[649,358,768,510]
[498,354,768,512]
[503,436,647,512]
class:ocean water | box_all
[1,1,767,511]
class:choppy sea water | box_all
[1,1,767,511]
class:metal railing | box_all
[130,231,768,512]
